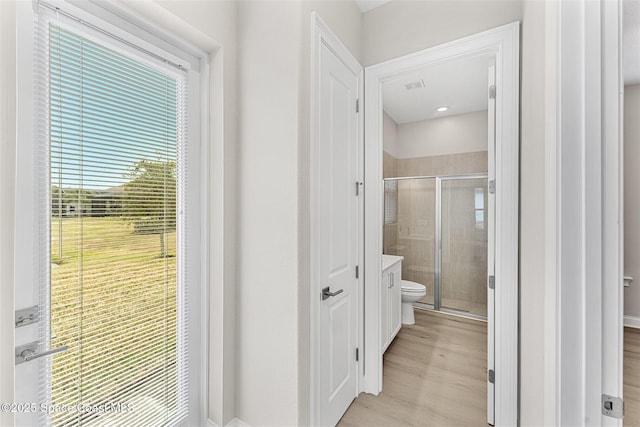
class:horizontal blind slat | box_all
[42,16,188,427]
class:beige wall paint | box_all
[383,151,398,179]
[237,2,302,424]
[397,151,488,177]
[383,111,399,156]
[237,1,362,425]
[385,150,488,178]
[362,0,522,66]
[624,84,640,319]
[519,0,547,423]
[384,108,488,177]
[396,111,488,158]
[383,112,399,178]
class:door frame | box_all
[550,0,624,424]
[363,22,520,425]
[309,12,364,427]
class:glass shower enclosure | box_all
[383,175,488,319]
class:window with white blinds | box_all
[39,10,189,426]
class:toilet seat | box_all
[400,280,426,294]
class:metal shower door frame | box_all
[384,173,488,318]
[436,174,488,320]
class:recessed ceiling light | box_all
[436,106,449,112]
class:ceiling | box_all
[379,0,637,124]
[382,55,492,124]
[624,0,640,85]
[354,0,393,13]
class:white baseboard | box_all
[624,315,640,329]
[208,418,250,427]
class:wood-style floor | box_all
[626,327,640,427]
[338,309,487,427]
[338,313,640,427]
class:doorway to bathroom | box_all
[383,174,489,320]
[377,50,496,423]
[362,22,519,426]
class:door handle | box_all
[15,342,68,365]
[322,286,344,301]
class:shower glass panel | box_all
[383,178,436,306]
[440,178,488,317]
[383,175,488,319]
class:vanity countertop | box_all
[382,254,403,271]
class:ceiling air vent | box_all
[405,80,425,91]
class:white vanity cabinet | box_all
[381,255,403,352]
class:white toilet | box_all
[400,280,427,325]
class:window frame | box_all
[16,1,209,425]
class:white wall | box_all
[519,0,547,423]
[383,111,399,156]
[237,3,301,424]
[237,1,362,425]
[624,84,640,320]
[395,110,488,158]
[362,0,523,66]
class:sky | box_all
[49,24,179,192]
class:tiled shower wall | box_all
[383,151,488,316]
[383,150,488,179]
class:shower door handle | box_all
[322,286,344,301]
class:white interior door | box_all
[317,39,361,426]
[487,63,496,426]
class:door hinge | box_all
[355,181,363,196]
[489,85,496,100]
[602,394,624,419]
[356,347,359,361]
[355,265,359,279]
[356,98,360,113]
[488,275,495,290]
[489,180,496,194]
[488,369,495,384]
[15,305,39,328]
